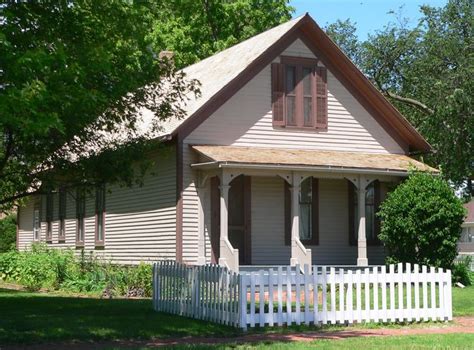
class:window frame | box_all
[33,202,41,241]
[45,192,53,243]
[275,56,324,130]
[348,180,382,246]
[95,184,106,248]
[75,188,85,248]
[285,177,319,246]
[58,187,66,242]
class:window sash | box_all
[58,188,66,240]
[76,189,85,246]
[95,184,105,245]
[33,207,40,241]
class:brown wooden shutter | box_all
[315,67,328,130]
[271,62,285,126]
[284,181,291,246]
[348,180,357,246]
[309,177,319,245]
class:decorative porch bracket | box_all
[218,171,239,272]
[289,172,312,268]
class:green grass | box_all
[155,334,474,349]
[0,286,473,346]
[453,286,474,316]
[0,288,239,345]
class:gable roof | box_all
[156,13,430,153]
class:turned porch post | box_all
[219,184,231,242]
[357,175,368,266]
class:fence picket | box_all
[322,266,328,325]
[277,267,283,326]
[356,269,362,323]
[339,268,344,323]
[295,264,301,326]
[347,270,353,324]
[389,264,395,322]
[380,265,387,323]
[286,266,292,325]
[268,268,274,326]
[364,268,370,322]
[406,263,412,321]
[373,266,379,322]
[304,265,310,325]
[430,266,436,321]
[397,263,404,322]
[329,267,335,324]
[422,265,428,321]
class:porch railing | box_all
[153,261,452,330]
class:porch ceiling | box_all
[191,145,438,174]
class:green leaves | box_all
[326,0,473,196]
[378,172,466,269]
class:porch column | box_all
[196,182,207,265]
[357,175,368,266]
[290,173,312,268]
[219,184,230,242]
[218,182,239,272]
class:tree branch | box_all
[382,90,434,115]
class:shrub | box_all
[0,245,153,296]
[452,256,472,286]
[0,214,17,252]
[378,172,466,270]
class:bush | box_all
[452,256,472,286]
[0,214,17,252]
[378,172,466,270]
[0,245,153,296]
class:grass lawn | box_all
[1,286,473,346]
[158,334,474,349]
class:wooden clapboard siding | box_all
[16,148,177,264]
[184,38,404,154]
[251,176,289,265]
[17,198,34,250]
[181,37,399,266]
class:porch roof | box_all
[191,145,438,175]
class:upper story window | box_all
[271,56,328,130]
[460,226,473,243]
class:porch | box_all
[190,145,436,272]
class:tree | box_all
[0,1,293,211]
[378,172,466,269]
[148,0,293,68]
[324,19,362,69]
[326,1,473,197]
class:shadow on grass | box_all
[0,289,239,345]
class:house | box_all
[460,200,474,255]
[16,14,437,272]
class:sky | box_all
[290,0,448,40]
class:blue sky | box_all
[290,0,448,40]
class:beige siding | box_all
[249,177,385,266]
[185,39,405,154]
[251,176,290,265]
[16,148,177,264]
[182,37,395,266]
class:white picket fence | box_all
[153,261,452,330]
[153,260,240,326]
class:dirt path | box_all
[5,317,474,349]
